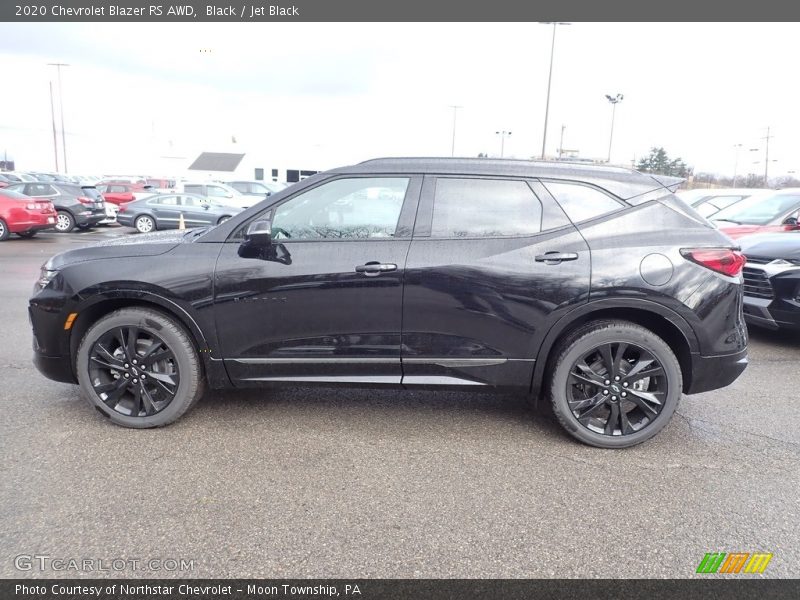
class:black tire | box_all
[549,320,681,449]
[76,308,205,428]
[0,218,9,241]
[17,231,37,239]
[77,224,92,231]
[54,210,75,233]
[134,214,156,233]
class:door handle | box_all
[355,261,398,276]
[535,251,579,264]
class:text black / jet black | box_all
[30,158,748,448]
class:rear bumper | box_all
[685,347,748,394]
[9,213,56,233]
[74,211,105,227]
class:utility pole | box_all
[449,105,462,157]
[732,143,742,187]
[48,63,70,173]
[49,81,59,172]
[763,127,772,187]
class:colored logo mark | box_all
[696,552,772,574]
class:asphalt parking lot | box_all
[1,228,799,579]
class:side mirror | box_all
[782,216,798,226]
[245,219,272,247]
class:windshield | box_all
[712,192,800,225]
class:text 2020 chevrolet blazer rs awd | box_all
[29,158,748,448]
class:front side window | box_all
[271,177,409,240]
[206,185,231,198]
[430,178,542,238]
[543,181,624,222]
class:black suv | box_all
[5,181,105,232]
[30,158,748,448]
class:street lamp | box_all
[496,130,512,158]
[605,93,623,163]
[449,105,462,157]
[540,22,570,160]
[47,62,70,173]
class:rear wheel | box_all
[549,320,681,448]
[54,211,75,233]
[134,215,155,233]
[76,308,205,428]
[17,230,37,239]
[0,218,9,241]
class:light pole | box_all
[605,93,623,163]
[763,126,773,187]
[449,105,462,157]
[496,130,512,158]
[49,81,59,172]
[732,143,742,187]
[47,62,70,173]
[540,22,569,160]
[558,124,566,159]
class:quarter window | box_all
[431,178,542,238]
[271,178,409,240]
[543,181,624,222]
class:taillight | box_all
[77,196,94,205]
[25,203,37,210]
[681,248,746,277]
[119,203,128,213]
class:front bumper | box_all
[685,347,748,394]
[742,264,800,331]
[32,350,76,384]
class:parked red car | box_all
[0,189,57,240]
[712,188,800,239]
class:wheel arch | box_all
[530,300,698,403]
[68,291,229,387]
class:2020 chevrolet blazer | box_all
[29,158,749,448]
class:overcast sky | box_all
[0,22,798,178]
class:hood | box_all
[739,232,800,261]
[47,229,195,270]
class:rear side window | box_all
[26,183,57,196]
[431,178,542,238]
[543,181,624,222]
[184,185,203,195]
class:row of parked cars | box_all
[676,186,800,333]
[0,172,289,239]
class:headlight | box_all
[35,266,58,291]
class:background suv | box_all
[5,181,105,232]
[30,158,747,448]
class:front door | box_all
[214,175,421,385]
[401,176,591,389]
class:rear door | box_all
[401,176,590,389]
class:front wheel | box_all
[76,308,205,428]
[549,320,681,449]
[134,215,156,233]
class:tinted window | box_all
[713,193,800,225]
[431,178,542,238]
[544,181,624,222]
[26,183,56,196]
[206,185,231,198]
[181,195,206,207]
[5,183,25,193]
[150,195,178,206]
[271,177,408,240]
[0,189,29,200]
[81,187,102,201]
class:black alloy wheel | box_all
[550,320,681,448]
[76,308,204,428]
[87,326,180,417]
